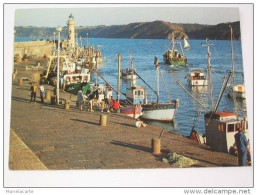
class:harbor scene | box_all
[4,4,253,188]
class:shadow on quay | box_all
[70,118,99,126]
[111,140,152,153]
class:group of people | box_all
[30,82,45,103]
[76,86,122,113]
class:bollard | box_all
[37,62,40,67]
[151,138,161,155]
[64,100,70,110]
[12,73,16,80]
[25,65,28,71]
[99,114,107,126]
[45,91,51,100]
[18,78,23,86]
[51,95,56,105]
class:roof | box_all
[204,111,236,120]
[214,111,236,117]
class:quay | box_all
[9,58,239,170]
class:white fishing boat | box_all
[121,57,137,80]
[163,32,189,66]
[227,26,246,99]
[141,57,179,122]
[186,68,207,86]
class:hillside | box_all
[14,20,241,40]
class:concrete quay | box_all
[9,60,239,170]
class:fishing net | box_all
[162,152,198,168]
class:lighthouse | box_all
[67,13,75,49]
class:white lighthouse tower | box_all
[67,13,75,49]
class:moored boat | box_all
[202,40,249,153]
[227,26,246,99]
[140,57,179,122]
[186,68,207,86]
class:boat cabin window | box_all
[218,124,226,132]
[134,90,144,96]
[227,124,235,132]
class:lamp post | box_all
[56,26,62,105]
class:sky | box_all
[14,5,240,27]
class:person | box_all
[104,88,111,113]
[234,127,250,166]
[77,87,84,110]
[30,82,38,103]
[39,82,45,103]
[110,96,115,111]
[112,99,121,112]
[135,118,147,128]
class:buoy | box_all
[99,114,107,126]
[45,91,51,100]
[151,138,161,154]
[64,100,70,110]
[18,78,22,86]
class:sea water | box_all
[15,37,247,136]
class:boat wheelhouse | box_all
[204,111,248,153]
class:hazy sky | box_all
[14,6,240,27]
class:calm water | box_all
[16,37,247,136]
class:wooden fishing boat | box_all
[163,33,189,66]
[140,57,179,122]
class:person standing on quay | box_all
[39,82,45,103]
[77,87,84,110]
[30,82,38,103]
[234,127,250,166]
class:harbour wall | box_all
[14,41,54,58]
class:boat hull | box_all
[141,103,177,122]
[121,74,137,80]
[227,85,246,99]
[164,59,187,66]
[121,106,143,119]
[188,79,208,86]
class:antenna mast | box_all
[202,39,214,112]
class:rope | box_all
[159,68,172,102]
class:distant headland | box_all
[15,20,241,40]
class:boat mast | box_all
[230,25,235,86]
[202,40,214,112]
[117,54,121,101]
[154,57,160,103]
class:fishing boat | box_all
[226,26,246,99]
[163,32,189,66]
[177,39,249,153]
[118,55,143,118]
[140,57,179,122]
[186,68,208,86]
[203,40,249,153]
[121,56,137,80]
[121,85,144,118]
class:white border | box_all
[2,3,254,191]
